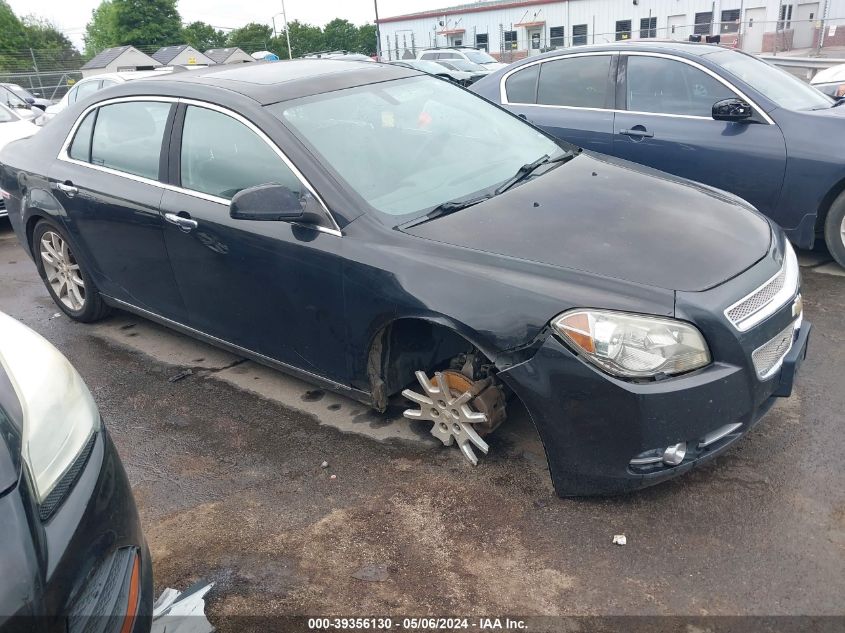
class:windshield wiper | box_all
[403,194,492,228]
[494,151,576,195]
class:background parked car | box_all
[435,59,493,84]
[810,63,845,98]
[0,85,36,121]
[417,46,508,71]
[0,83,51,110]
[0,311,152,631]
[0,104,38,219]
[388,59,479,85]
[472,42,845,267]
[41,69,175,124]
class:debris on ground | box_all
[330,474,337,480]
[352,564,389,582]
[612,534,627,546]
[168,368,193,383]
[50,313,61,320]
[152,581,214,633]
[320,461,329,469]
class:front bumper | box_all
[500,319,810,497]
[0,428,152,632]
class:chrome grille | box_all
[752,321,795,379]
[727,267,786,325]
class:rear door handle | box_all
[164,212,198,232]
[56,182,78,197]
[619,128,654,138]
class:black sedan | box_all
[0,312,152,631]
[0,60,809,496]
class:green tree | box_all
[356,23,377,56]
[23,17,82,70]
[83,1,119,57]
[182,21,227,51]
[0,1,28,70]
[226,22,273,53]
[112,0,182,49]
[279,20,324,58]
[322,18,358,52]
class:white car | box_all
[416,47,508,71]
[40,69,175,124]
[0,104,38,217]
[811,63,845,98]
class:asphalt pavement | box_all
[0,219,843,624]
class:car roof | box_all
[124,59,419,105]
[535,40,729,58]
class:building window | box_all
[639,16,657,38]
[615,19,632,40]
[504,30,518,50]
[572,24,588,46]
[453,38,462,46]
[694,12,713,35]
[475,33,488,51]
[720,9,741,33]
[550,26,565,47]
[778,4,793,29]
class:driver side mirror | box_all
[24,97,34,105]
[230,184,304,222]
[712,98,753,122]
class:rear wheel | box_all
[32,219,110,322]
[824,191,845,267]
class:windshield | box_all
[8,85,33,101]
[0,86,28,109]
[271,76,566,221]
[464,50,498,64]
[708,49,833,111]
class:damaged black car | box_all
[0,60,809,496]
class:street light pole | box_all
[281,0,293,59]
[374,0,382,59]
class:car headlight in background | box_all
[553,309,711,379]
[0,312,100,504]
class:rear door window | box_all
[537,55,612,108]
[69,110,96,161]
[179,105,301,200]
[74,80,102,104]
[90,101,171,179]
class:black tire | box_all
[31,219,110,322]
[824,191,845,268]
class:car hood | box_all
[402,153,771,292]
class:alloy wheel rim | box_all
[39,231,85,311]
[841,214,845,249]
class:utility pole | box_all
[374,0,382,59]
[281,0,292,59]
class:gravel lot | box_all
[1,219,843,626]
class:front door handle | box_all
[164,212,198,233]
[56,181,78,197]
[619,127,654,138]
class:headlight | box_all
[552,309,711,379]
[0,312,100,503]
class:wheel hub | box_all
[402,370,490,465]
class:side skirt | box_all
[102,295,374,408]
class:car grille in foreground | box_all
[727,267,786,324]
[724,244,799,332]
[752,321,796,379]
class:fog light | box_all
[662,442,687,466]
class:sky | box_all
[8,0,438,49]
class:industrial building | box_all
[376,0,844,61]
